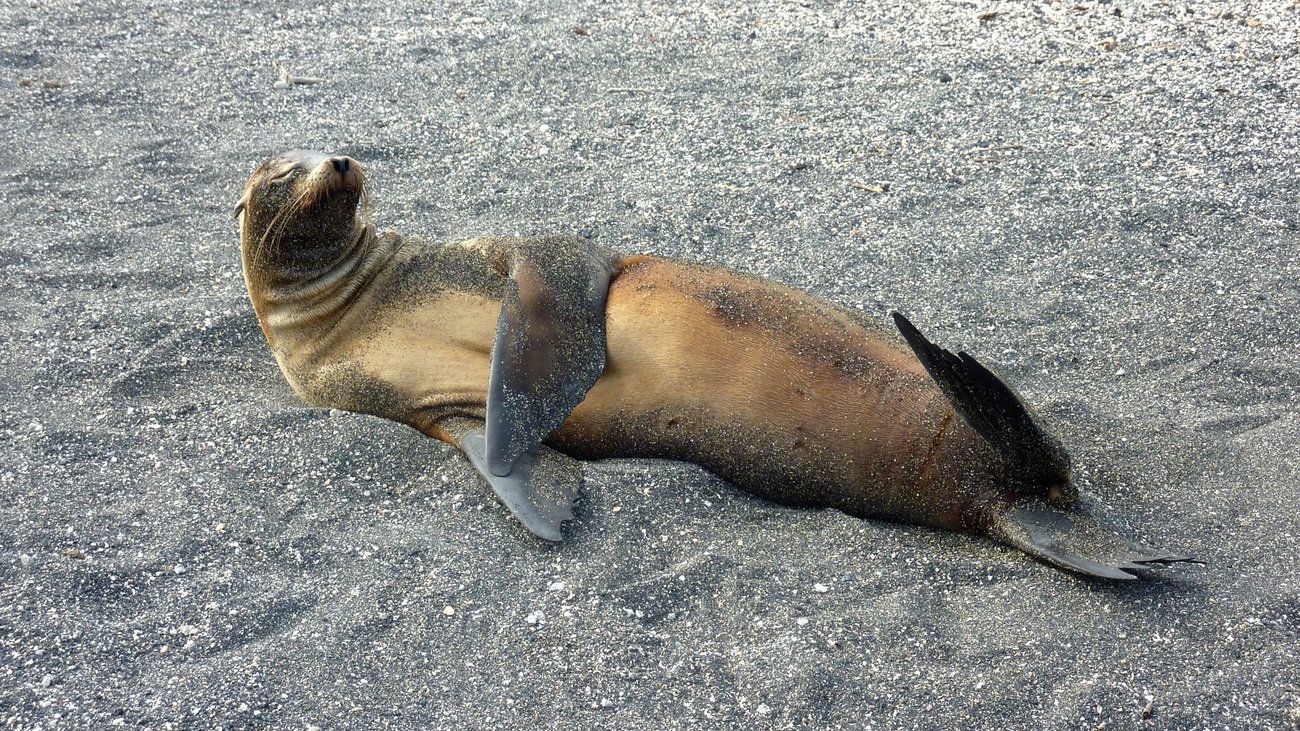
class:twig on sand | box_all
[851,182,888,193]
[968,145,1024,153]
[274,62,327,89]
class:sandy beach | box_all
[2,0,1298,728]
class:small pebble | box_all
[796,617,809,626]
[40,674,53,688]
[547,581,566,591]
[814,583,829,593]
[443,606,455,616]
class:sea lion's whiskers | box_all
[263,184,316,257]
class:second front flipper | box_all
[462,428,582,541]
[483,235,620,478]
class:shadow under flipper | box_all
[987,496,1197,580]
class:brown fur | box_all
[239,152,1033,537]
[552,259,1012,530]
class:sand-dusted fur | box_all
[238,151,1190,578]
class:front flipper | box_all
[988,497,1194,579]
[484,236,619,476]
[462,428,582,541]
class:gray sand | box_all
[2,0,1298,728]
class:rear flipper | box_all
[988,497,1195,580]
[457,426,583,542]
[891,311,1071,490]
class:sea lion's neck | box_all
[252,222,404,347]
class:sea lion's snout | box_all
[300,153,364,202]
[308,153,361,187]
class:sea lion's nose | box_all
[331,157,350,175]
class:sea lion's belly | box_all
[552,259,986,528]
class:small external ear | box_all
[234,154,282,222]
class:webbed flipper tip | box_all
[462,429,580,542]
[989,498,1196,580]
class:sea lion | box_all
[236,150,1191,580]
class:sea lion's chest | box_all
[270,238,509,419]
[342,289,501,403]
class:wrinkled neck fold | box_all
[248,222,402,346]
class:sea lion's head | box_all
[237,150,369,289]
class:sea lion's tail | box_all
[891,312,1195,579]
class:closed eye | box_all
[267,166,301,183]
